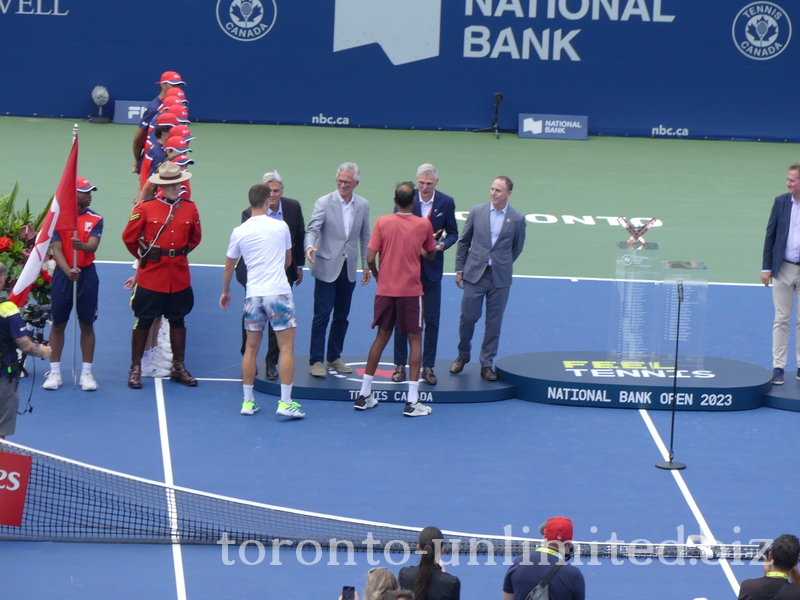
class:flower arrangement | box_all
[0,184,54,306]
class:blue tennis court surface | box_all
[1,262,796,600]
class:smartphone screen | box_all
[342,585,356,600]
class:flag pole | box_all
[71,123,79,388]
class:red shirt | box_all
[53,209,103,268]
[122,196,201,293]
[368,213,435,297]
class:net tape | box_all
[0,442,766,559]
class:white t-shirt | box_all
[226,214,292,297]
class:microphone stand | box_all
[656,279,686,471]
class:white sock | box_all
[359,374,374,398]
[142,349,153,368]
[408,381,419,405]
[243,384,254,402]
[49,362,61,375]
[280,384,293,404]
[81,363,92,376]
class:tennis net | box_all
[0,441,766,560]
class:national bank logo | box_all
[216,0,277,42]
[732,2,792,60]
[333,0,441,65]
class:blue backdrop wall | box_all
[1,0,796,140]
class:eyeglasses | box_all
[336,179,355,186]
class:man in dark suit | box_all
[450,176,526,381]
[236,171,305,379]
[392,164,458,386]
[762,163,800,386]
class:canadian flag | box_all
[8,133,78,306]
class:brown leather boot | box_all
[169,327,197,386]
[128,329,149,389]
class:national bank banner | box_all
[0,1,797,140]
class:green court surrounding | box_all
[0,116,796,283]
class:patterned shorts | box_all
[243,294,297,332]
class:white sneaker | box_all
[276,401,306,418]
[79,372,98,391]
[142,364,171,378]
[42,371,62,390]
[403,402,432,417]
[354,394,378,410]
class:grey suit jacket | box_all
[455,202,526,288]
[304,191,370,283]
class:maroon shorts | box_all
[372,295,423,334]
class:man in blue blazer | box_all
[304,163,371,377]
[392,164,458,385]
[762,163,800,385]
[451,176,526,381]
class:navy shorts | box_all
[50,263,99,325]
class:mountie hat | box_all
[77,177,97,192]
[148,161,192,185]
[158,71,185,85]
[540,517,573,542]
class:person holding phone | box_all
[339,567,399,600]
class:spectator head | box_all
[770,534,800,571]
[248,184,269,210]
[540,516,574,556]
[364,567,398,600]
[394,182,415,209]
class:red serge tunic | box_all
[122,196,202,293]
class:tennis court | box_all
[0,118,798,599]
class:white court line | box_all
[639,409,740,597]
[155,378,188,600]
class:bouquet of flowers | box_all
[0,184,54,305]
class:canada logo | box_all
[216,0,277,42]
[732,2,792,60]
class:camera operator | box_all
[0,263,51,441]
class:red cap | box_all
[160,96,186,110]
[164,136,190,153]
[155,112,180,127]
[542,517,573,542]
[171,154,194,166]
[164,88,188,104]
[77,177,97,192]
[169,125,195,141]
[167,105,190,123]
[157,71,185,85]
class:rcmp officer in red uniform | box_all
[122,162,201,389]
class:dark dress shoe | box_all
[481,366,498,381]
[265,363,279,380]
[422,367,438,385]
[392,365,406,382]
[450,357,469,374]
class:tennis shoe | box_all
[276,401,305,418]
[772,368,785,385]
[142,364,171,378]
[42,371,62,390]
[79,372,98,391]
[241,400,260,416]
[403,402,432,417]
[354,394,378,410]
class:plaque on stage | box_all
[658,261,708,370]
[610,241,663,365]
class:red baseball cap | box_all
[171,154,194,166]
[160,96,186,110]
[157,71,185,85]
[167,105,190,123]
[541,517,573,542]
[164,136,190,153]
[164,88,188,104]
[77,177,97,192]
[169,125,195,141]
[155,112,180,127]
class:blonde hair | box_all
[364,567,398,600]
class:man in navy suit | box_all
[762,163,800,385]
[392,164,458,386]
[451,176,526,381]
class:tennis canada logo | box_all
[216,0,277,42]
[732,2,792,60]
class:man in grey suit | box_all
[450,176,526,381]
[305,162,371,377]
